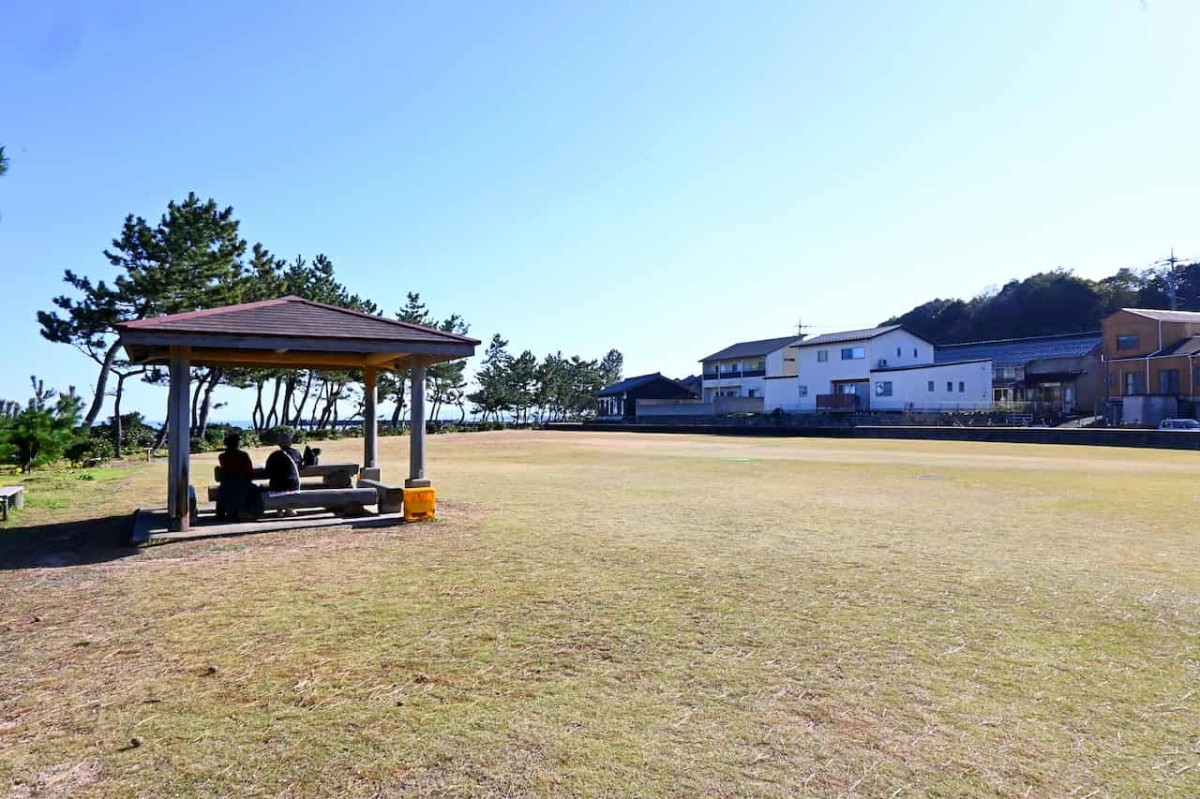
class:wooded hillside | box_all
[882,260,1199,344]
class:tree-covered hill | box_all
[882,260,1199,344]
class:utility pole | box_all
[1166,248,1179,311]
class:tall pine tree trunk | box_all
[264,375,283,429]
[197,369,222,437]
[154,402,170,452]
[112,372,126,458]
[189,369,207,437]
[83,341,122,427]
[280,375,297,427]
[252,378,266,431]
[293,372,314,426]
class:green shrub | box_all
[0,381,83,472]
[260,426,304,446]
[65,435,113,465]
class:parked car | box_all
[1157,418,1200,430]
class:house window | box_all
[798,385,808,397]
[896,347,901,357]
[875,381,893,397]
[841,347,865,360]
[1124,372,1146,395]
[817,350,829,363]
[1116,335,1140,351]
[913,348,918,358]
[747,388,760,398]
[946,381,953,392]
[1159,369,1180,395]
[958,381,965,393]
[927,380,934,392]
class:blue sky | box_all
[2,0,1198,421]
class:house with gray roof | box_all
[596,373,697,420]
[937,332,1102,416]
[1102,308,1200,424]
[698,325,992,414]
[699,335,801,408]
[787,325,990,413]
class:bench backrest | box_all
[214,463,359,482]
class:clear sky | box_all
[2,0,1197,421]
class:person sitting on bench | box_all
[216,432,256,520]
[265,431,304,506]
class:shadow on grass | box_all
[132,507,412,546]
[0,513,138,570]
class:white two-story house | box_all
[795,326,934,410]
[700,326,992,415]
[773,325,992,413]
[699,336,800,405]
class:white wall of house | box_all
[869,361,992,411]
[766,344,800,378]
[763,376,802,412]
[794,329,934,411]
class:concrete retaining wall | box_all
[549,422,1200,450]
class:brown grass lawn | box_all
[1,431,1198,797]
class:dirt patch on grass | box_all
[6,759,100,798]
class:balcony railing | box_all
[816,393,861,413]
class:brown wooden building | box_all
[1101,308,1200,424]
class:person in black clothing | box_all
[215,432,256,520]
[265,432,303,492]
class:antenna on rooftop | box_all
[796,318,812,339]
[1156,248,1192,311]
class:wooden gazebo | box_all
[116,296,479,532]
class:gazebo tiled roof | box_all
[117,295,479,369]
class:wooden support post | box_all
[407,358,429,488]
[167,347,192,532]
[363,367,378,470]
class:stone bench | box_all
[357,478,404,514]
[0,485,25,521]
[209,462,361,501]
[260,487,378,515]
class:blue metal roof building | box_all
[935,332,1101,368]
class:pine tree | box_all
[38,194,247,427]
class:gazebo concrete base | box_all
[132,504,406,545]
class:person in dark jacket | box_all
[215,432,256,520]
[265,432,303,492]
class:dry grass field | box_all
[1,430,1198,798]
